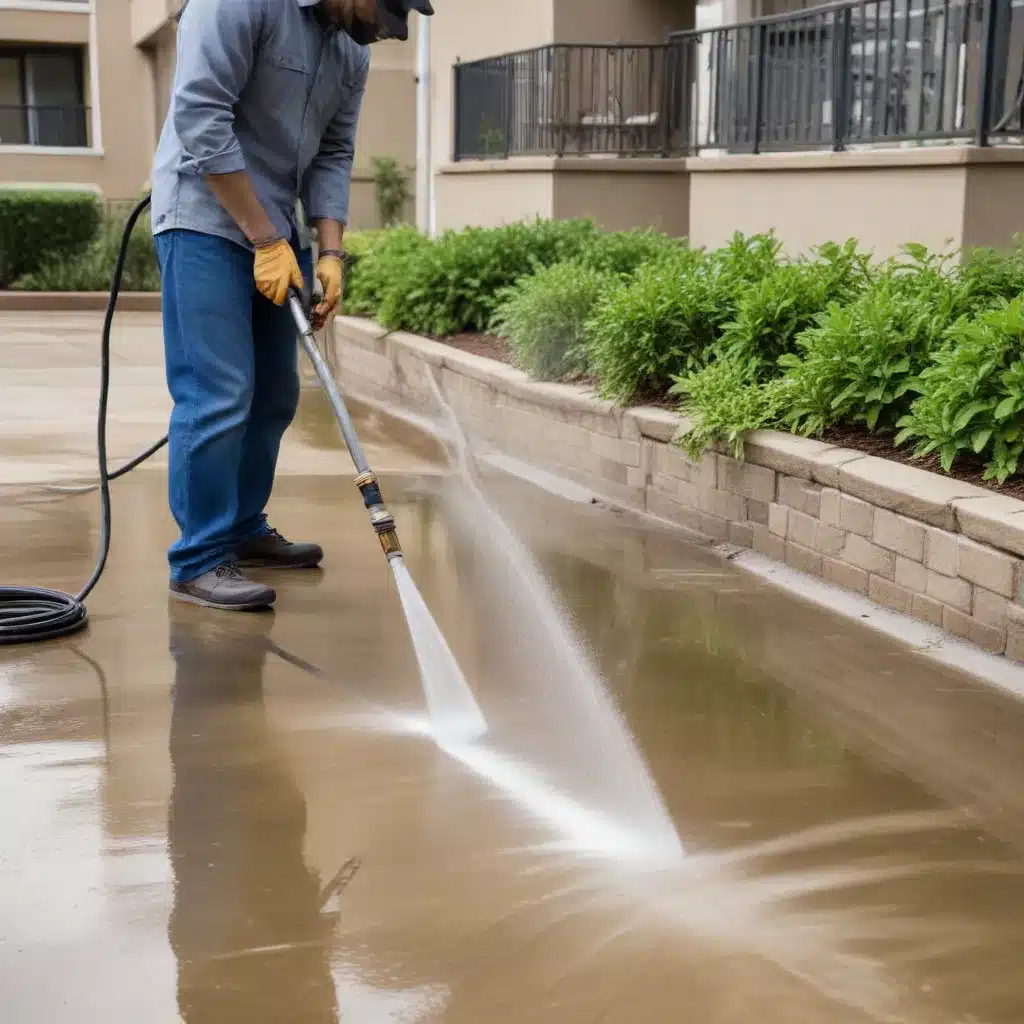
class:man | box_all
[152,0,432,612]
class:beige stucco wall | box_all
[553,0,693,42]
[962,163,1024,252]
[688,158,968,257]
[0,8,89,44]
[553,165,689,234]
[434,168,556,231]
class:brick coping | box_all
[336,315,1024,563]
[0,292,161,312]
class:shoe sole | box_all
[169,589,275,612]
[234,559,323,570]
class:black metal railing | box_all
[668,0,1024,153]
[0,105,90,148]
[453,0,1024,160]
[454,44,681,159]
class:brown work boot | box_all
[235,527,324,570]
[169,563,276,611]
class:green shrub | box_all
[492,260,616,379]
[14,207,160,292]
[377,219,600,335]
[713,240,873,378]
[0,190,101,287]
[580,229,688,277]
[896,299,1024,482]
[956,244,1024,313]
[672,359,789,459]
[343,225,431,316]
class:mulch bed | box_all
[821,424,1024,501]
[430,332,514,365]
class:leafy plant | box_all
[580,229,688,277]
[0,189,101,287]
[492,260,615,379]
[713,240,873,378]
[342,225,431,316]
[371,156,410,227]
[671,359,789,459]
[896,299,1024,481]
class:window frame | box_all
[0,44,87,148]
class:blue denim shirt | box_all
[152,0,369,248]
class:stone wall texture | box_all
[333,317,1024,662]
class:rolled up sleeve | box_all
[173,0,263,176]
[301,50,369,225]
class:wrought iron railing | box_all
[0,105,90,148]
[453,0,1024,160]
[454,44,681,159]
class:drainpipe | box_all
[415,11,432,236]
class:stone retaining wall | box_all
[333,316,1024,663]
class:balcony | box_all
[452,0,1024,161]
[0,105,90,148]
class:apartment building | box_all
[428,0,1024,255]
[0,0,418,226]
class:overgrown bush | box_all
[376,219,601,335]
[580,229,688,276]
[896,299,1024,482]
[492,260,616,379]
[0,190,101,287]
[343,225,431,316]
[14,207,160,292]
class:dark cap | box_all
[376,0,434,41]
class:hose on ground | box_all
[0,194,164,645]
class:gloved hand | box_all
[253,238,304,306]
[312,254,344,330]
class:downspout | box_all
[415,10,433,235]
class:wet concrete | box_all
[4,314,1024,1022]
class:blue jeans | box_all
[156,230,313,583]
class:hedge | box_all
[0,190,102,288]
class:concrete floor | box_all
[5,313,1024,1024]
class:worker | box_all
[151,0,433,612]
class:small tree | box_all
[371,156,410,227]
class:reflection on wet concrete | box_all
[5,377,1024,1022]
[167,612,337,1023]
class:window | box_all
[0,47,88,147]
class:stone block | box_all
[842,534,896,579]
[839,494,875,538]
[872,509,926,561]
[746,499,770,526]
[698,513,731,542]
[956,536,1016,598]
[676,480,701,510]
[819,488,842,528]
[911,593,945,627]
[718,457,777,502]
[942,606,1006,654]
[626,407,681,443]
[600,458,628,485]
[787,509,818,549]
[926,527,959,577]
[823,557,870,594]
[627,467,647,489]
[973,587,1010,628]
[838,456,989,531]
[926,570,972,612]
[651,472,679,498]
[869,575,914,615]
[813,520,847,557]
[752,524,786,562]
[786,541,824,577]
[647,491,703,534]
[699,487,746,522]
[768,504,789,538]
[728,522,755,548]
[895,556,928,593]
[743,431,837,480]
[953,495,1024,558]
[1007,622,1024,663]
[807,449,867,488]
[778,476,823,517]
[591,433,642,467]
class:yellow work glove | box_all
[312,253,344,329]
[253,238,304,306]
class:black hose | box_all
[0,194,165,645]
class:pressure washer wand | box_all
[287,291,403,562]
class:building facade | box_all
[429,0,1024,255]
[0,0,418,227]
